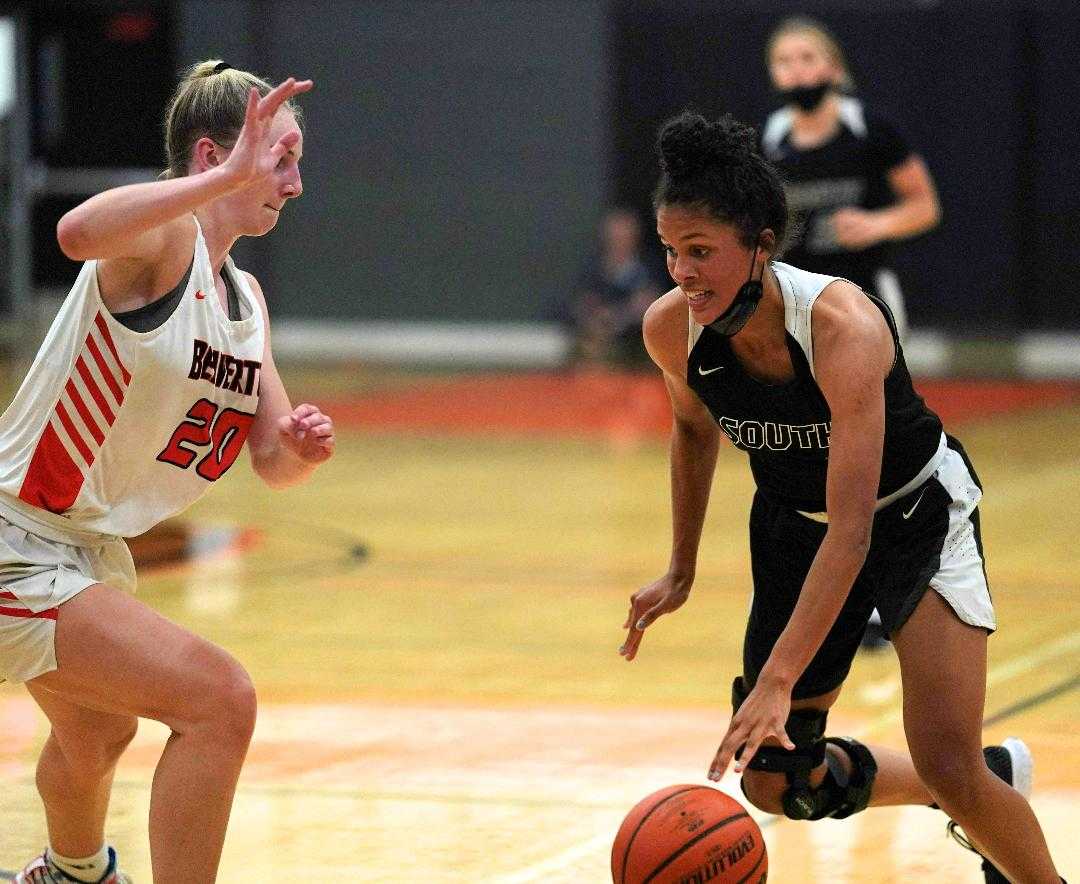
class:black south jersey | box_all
[760,97,912,295]
[687,262,942,513]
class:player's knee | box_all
[910,742,984,812]
[187,653,258,751]
[746,736,877,822]
[209,663,257,749]
[739,769,787,815]
[731,675,878,822]
[731,677,872,821]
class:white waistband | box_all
[797,431,948,524]
[0,493,117,548]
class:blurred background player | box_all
[761,15,940,339]
[762,15,942,650]
[556,208,661,368]
[0,62,332,883]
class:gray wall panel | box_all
[181,0,608,321]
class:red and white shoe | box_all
[15,848,131,884]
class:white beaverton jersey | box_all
[0,217,265,538]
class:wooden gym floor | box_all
[1,365,1077,882]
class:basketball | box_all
[611,784,767,884]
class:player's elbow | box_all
[673,413,719,448]
[252,448,313,490]
[824,500,874,556]
[922,194,942,231]
[908,190,941,235]
[253,458,293,490]
[56,213,93,261]
[249,447,286,490]
[826,521,872,563]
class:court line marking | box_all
[491,626,1080,882]
[0,773,635,811]
[859,627,1080,708]
[490,831,614,884]
[983,672,1080,727]
[854,628,1080,737]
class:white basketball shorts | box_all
[0,514,135,683]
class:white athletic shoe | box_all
[14,847,131,884]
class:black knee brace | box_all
[731,677,878,821]
[733,677,827,818]
[815,736,878,819]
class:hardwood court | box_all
[1,368,1077,882]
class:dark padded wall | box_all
[1024,1,1080,329]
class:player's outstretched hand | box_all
[619,573,692,662]
[277,403,334,464]
[222,78,314,190]
[708,677,794,781]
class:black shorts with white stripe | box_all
[741,435,993,701]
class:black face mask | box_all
[779,81,831,112]
[707,241,765,337]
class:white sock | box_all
[47,844,111,883]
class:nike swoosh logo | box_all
[697,365,724,376]
[902,489,927,520]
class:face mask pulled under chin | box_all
[779,81,831,112]
[707,245,765,337]
[707,279,763,336]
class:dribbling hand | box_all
[708,678,794,781]
[618,573,692,661]
[277,403,334,464]
[222,77,314,190]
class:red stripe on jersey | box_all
[55,400,94,467]
[0,591,17,600]
[94,313,132,384]
[0,605,58,620]
[76,356,116,424]
[18,423,86,513]
[65,379,105,445]
[86,335,125,403]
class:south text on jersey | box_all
[189,339,261,396]
[717,416,831,451]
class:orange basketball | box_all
[611,784,767,884]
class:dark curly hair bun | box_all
[653,110,788,250]
[658,112,756,181]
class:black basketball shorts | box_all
[742,436,994,701]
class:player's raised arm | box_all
[56,71,311,265]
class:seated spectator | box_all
[563,208,661,367]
